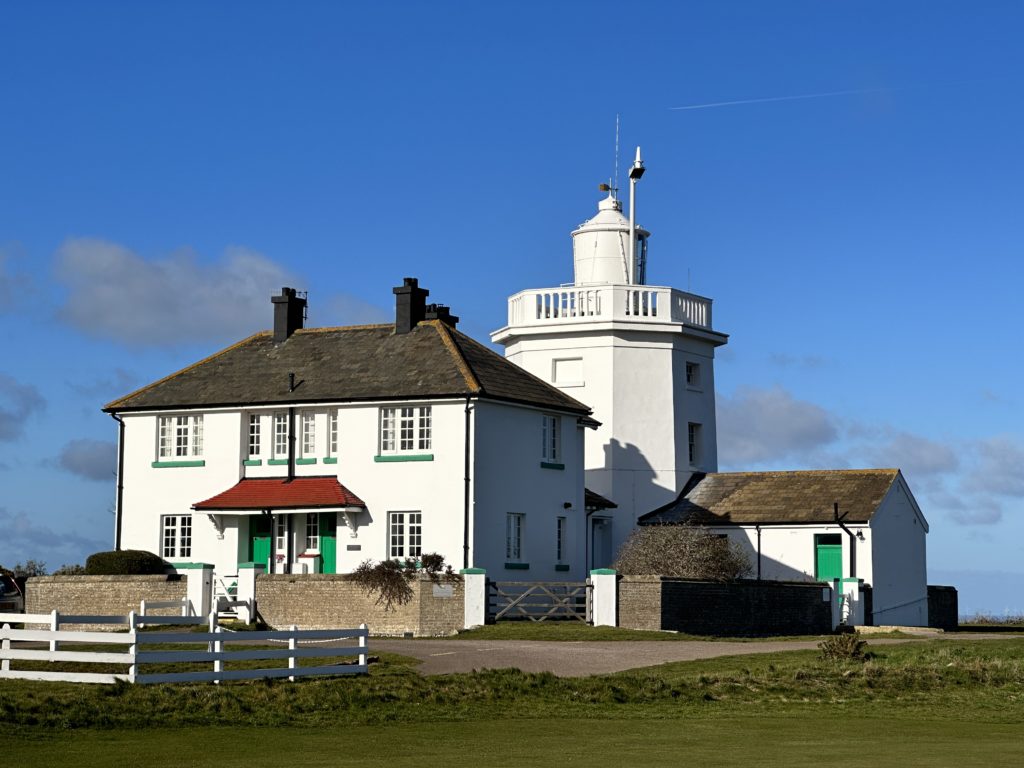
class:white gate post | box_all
[236,562,265,624]
[50,609,59,657]
[358,623,368,670]
[840,578,865,626]
[590,569,618,627]
[175,563,214,618]
[288,625,298,682]
[459,569,487,629]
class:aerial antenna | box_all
[613,114,620,198]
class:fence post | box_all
[50,609,59,657]
[236,562,265,624]
[831,579,843,630]
[288,625,298,682]
[2,623,10,673]
[459,568,487,629]
[127,614,137,684]
[213,625,222,685]
[358,623,368,670]
[589,569,618,627]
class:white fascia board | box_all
[113,396,475,417]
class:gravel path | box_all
[373,633,1017,677]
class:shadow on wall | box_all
[727,534,814,583]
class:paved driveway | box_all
[372,637,883,677]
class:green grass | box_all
[4,638,1023,766]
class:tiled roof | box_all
[639,469,901,526]
[585,488,618,510]
[193,476,366,511]
[104,320,590,415]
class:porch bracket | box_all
[206,514,225,540]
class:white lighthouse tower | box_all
[492,149,729,567]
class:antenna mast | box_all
[628,146,645,284]
[613,114,620,199]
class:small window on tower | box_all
[688,422,701,467]
[685,361,702,390]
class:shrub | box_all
[613,524,751,581]
[350,553,459,611]
[85,549,169,575]
[11,560,48,578]
[818,630,869,662]
[53,563,86,575]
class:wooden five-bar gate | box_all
[488,580,592,622]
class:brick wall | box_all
[927,584,958,630]
[619,576,832,636]
[24,575,186,626]
[256,574,464,636]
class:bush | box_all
[10,560,48,578]
[818,630,869,662]
[85,550,169,575]
[350,553,459,611]
[613,524,751,581]
[53,563,86,575]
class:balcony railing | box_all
[506,284,712,330]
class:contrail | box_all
[669,87,893,111]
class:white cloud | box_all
[717,385,838,467]
[866,431,958,477]
[67,368,139,399]
[0,507,108,569]
[0,373,45,441]
[58,439,117,482]
[965,436,1024,498]
[54,239,299,345]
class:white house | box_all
[492,149,728,565]
[639,469,930,627]
[105,280,595,583]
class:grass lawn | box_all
[4,637,1023,766]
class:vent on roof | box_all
[393,277,429,334]
[272,287,307,342]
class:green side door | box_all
[814,534,843,582]
[249,516,273,571]
[320,513,338,574]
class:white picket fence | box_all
[0,611,369,685]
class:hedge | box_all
[85,550,170,575]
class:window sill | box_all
[296,458,317,465]
[554,564,571,572]
[323,457,338,465]
[540,461,565,470]
[268,459,289,466]
[243,459,262,466]
[504,562,530,570]
[374,454,434,463]
[152,460,205,468]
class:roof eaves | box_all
[103,331,271,412]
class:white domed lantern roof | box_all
[572,193,649,285]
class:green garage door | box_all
[814,534,843,582]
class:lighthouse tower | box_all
[492,149,729,567]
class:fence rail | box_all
[0,611,369,685]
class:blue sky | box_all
[1,2,1021,615]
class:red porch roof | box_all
[193,476,366,511]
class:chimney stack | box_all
[393,277,429,334]
[425,303,459,329]
[272,287,306,342]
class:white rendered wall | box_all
[869,477,929,626]
[502,324,720,563]
[471,401,587,580]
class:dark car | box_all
[0,573,24,614]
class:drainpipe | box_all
[287,406,296,482]
[833,501,856,578]
[110,413,125,551]
[463,396,472,570]
[755,524,762,581]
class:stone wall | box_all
[619,576,832,636]
[256,573,464,636]
[927,584,958,630]
[24,575,186,626]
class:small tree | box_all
[350,553,458,611]
[12,560,48,578]
[613,524,751,581]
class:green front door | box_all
[814,534,843,582]
[249,516,273,571]
[320,513,338,574]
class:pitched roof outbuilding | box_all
[639,469,901,526]
[105,320,590,415]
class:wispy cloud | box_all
[58,438,117,482]
[0,373,45,441]
[0,506,108,569]
[67,368,139,399]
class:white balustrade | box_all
[504,284,712,330]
